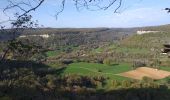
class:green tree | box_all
[112,80,119,88]
[121,80,131,88]
[142,76,153,83]
[103,58,112,66]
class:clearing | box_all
[63,62,132,81]
[118,67,170,80]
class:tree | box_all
[112,80,119,88]
[165,8,170,13]
[103,58,112,66]
[0,0,123,24]
[132,60,146,70]
[0,13,43,61]
[121,80,131,88]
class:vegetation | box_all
[0,60,170,100]
[1,25,170,99]
[0,0,170,99]
[63,62,131,81]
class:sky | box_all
[0,0,170,28]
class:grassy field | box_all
[46,50,61,57]
[46,45,79,57]
[61,62,170,81]
[160,66,170,72]
[155,66,170,83]
[62,62,132,81]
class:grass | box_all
[160,66,170,72]
[94,47,103,53]
[46,45,79,57]
[61,62,133,89]
[92,43,149,54]
[62,62,132,81]
[62,62,170,82]
[146,66,170,83]
[46,50,61,57]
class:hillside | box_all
[121,32,170,49]
[1,25,170,100]
[140,24,170,32]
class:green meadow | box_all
[63,62,132,81]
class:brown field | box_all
[118,67,170,80]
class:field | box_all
[62,62,170,81]
[62,62,132,81]
[119,67,170,80]
[46,50,61,57]
[46,46,79,57]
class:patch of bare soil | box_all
[119,67,170,80]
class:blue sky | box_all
[0,0,170,28]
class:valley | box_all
[1,25,170,100]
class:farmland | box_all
[63,62,132,81]
[62,62,170,81]
[119,67,170,80]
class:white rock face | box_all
[137,31,159,35]
[19,34,50,38]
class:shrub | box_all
[96,59,103,64]
[0,96,12,100]
[121,80,131,88]
[132,60,146,69]
[142,76,153,83]
[98,69,102,72]
[103,58,112,66]
[61,59,73,64]
[112,80,119,88]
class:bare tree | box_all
[165,8,170,13]
[1,0,169,25]
[0,14,39,61]
[1,0,123,24]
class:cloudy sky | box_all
[0,0,170,28]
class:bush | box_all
[112,80,119,88]
[121,80,131,88]
[98,69,102,72]
[103,58,112,66]
[0,96,12,100]
[96,59,103,64]
[61,59,73,64]
[142,76,153,83]
[132,60,146,69]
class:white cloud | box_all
[50,7,170,28]
[101,7,170,27]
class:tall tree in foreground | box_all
[0,14,45,62]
